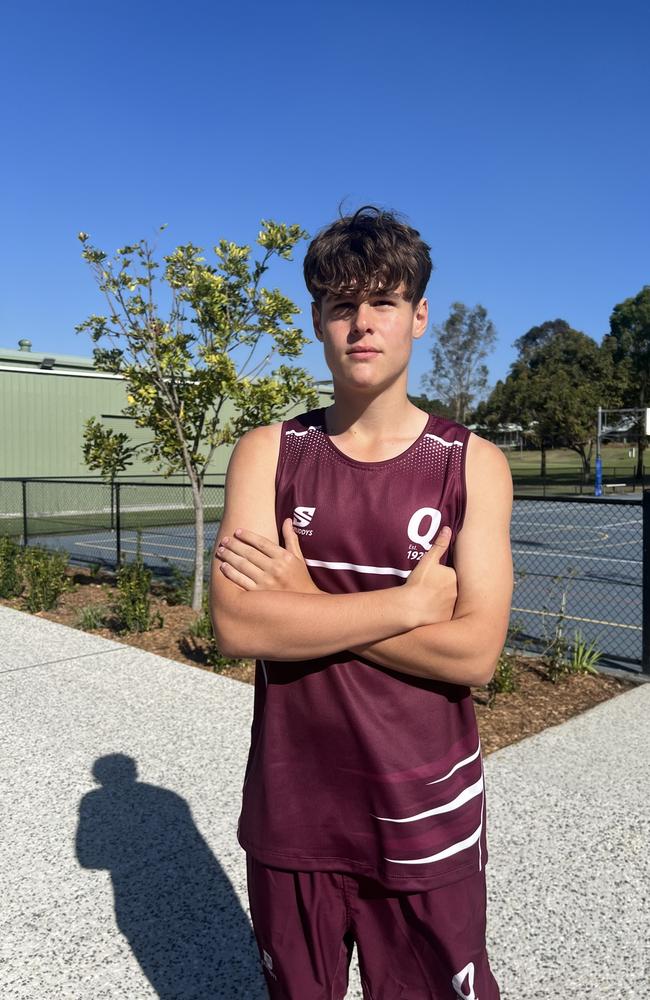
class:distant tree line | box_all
[416,286,650,479]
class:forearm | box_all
[211,585,421,660]
[350,614,496,687]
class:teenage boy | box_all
[211,207,513,1000]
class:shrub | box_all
[20,547,69,611]
[113,555,162,633]
[0,537,23,599]
[184,594,235,671]
[163,548,212,606]
[541,576,573,683]
[77,604,108,630]
[486,651,518,706]
[164,565,194,606]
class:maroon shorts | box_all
[246,855,500,999]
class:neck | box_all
[325,378,423,437]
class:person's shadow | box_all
[75,753,264,998]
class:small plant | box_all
[164,565,194,606]
[187,594,214,639]
[0,537,23,599]
[182,593,236,671]
[486,651,518,706]
[113,546,162,633]
[541,572,575,683]
[20,547,69,612]
[204,644,238,672]
[570,630,601,675]
[88,561,102,579]
[77,604,108,630]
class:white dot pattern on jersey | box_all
[284,423,465,477]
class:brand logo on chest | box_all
[293,506,316,535]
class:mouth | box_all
[347,347,381,356]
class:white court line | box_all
[512,548,640,566]
[73,542,193,561]
[511,517,642,530]
[511,606,641,631]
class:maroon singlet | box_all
[237,407,487,892]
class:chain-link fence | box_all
[0,478,225,579]
[510,494,643,673]
[511,465,647,496]
[0,478,647,674]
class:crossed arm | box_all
[209,424,514,687]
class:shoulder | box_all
[466,430,510,469]
[465,432,513,510]
[228,422,283,470]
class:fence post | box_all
[115,482,122,569]
[21,479,28,547]
[641,490,650,674]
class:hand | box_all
[215,518,321,593]
[403,526,458,627]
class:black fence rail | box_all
[0,478,647,675]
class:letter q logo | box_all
[407,507,442,551]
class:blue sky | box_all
[1,0,648,397]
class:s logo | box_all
[293,506,316,528]
[407,507,442,550]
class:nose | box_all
[353,301,373,334]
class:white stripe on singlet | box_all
[304,559,411,579]
[372,775,484,824]
[426,743,481,785]
[384,820,483,865]
[423,433,464,448]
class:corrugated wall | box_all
[0,366,333,478]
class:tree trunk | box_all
[540,443,546,478]
[189,475,205,612]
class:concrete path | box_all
[1,605,648,999]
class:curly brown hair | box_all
[303,205,432,307]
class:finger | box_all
[218,560,257,591]
[216,543,264,583]
[424,525,453,562]
[233,528,280,556]
[282,518,304,559]
[218,535,275,573]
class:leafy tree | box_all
[513,319,572,362]
[483,322,620,478]
[407,393,454,419]
[421,303,497,423]
[605,286,650,478]
[77,222,318,610]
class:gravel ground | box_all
[1,604,648,999]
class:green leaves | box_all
[77,222,315,608]
[82,417,136,480]
[257,220,309,260]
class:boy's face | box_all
[312,284,428,394]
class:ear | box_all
[311,301,323,341]
[412,297,428,341]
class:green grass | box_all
[506,441,641,472]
